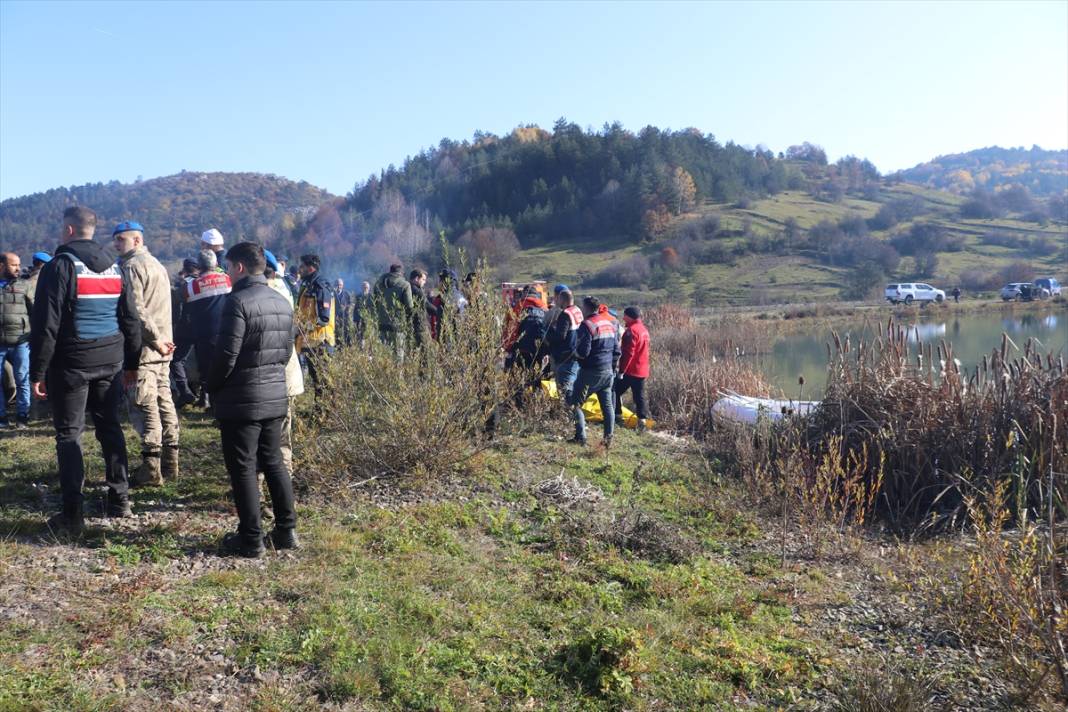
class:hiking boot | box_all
[47,508,85,538]
[196,392,211,409]
[569,435,588,447]
[602,435,613,449]
[0,418,9,429]
[175,392,196,409]
[264,528,300,551]
[105,492,133,518]
[636,419,647,434]
[130,451,164,488]
[161,445,180,481]
[15,415,30,429]
[220,532,265,558]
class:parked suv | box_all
[1000,282,1031,301]
[1033,278,1062,298]
[885,283,946,305]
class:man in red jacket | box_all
[614,306,649,430]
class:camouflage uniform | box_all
[118,245,179,485]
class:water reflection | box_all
[756,310,1068,397]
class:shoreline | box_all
[695,295,1066,326]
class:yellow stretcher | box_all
[539,379,654,430]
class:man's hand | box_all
[123,370,138,389]
[157,341,176,356]
[32,381,47,399]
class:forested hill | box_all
[291,121,886,276]
[349,122,806,245]
[0,172,333,262]
[893,146,1068,197]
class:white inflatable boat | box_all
[711,392,819,424]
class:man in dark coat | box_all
[170,258,199,407]
[0,252,33,428]
[373,263,413,354]
[334,278,353,347]
[31,207,142,534]
[408,268,431,348]
[185,249,231,409]
[207,241,298,558]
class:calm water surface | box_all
[755,309,1068,397]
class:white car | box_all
[1033,278,1062,297]
[885,283,946,305]
[1000,282,1030,301]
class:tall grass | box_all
[812,319,1067,531]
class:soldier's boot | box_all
[161,445,180,481]
[130,450,164,488]
[105,489,133,518]
[47,500,85,537]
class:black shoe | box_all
[0,418,9,429]
[196,392,211,409]
[569,435,588,447]
[175,392,196,409]
[602,435,613,449]
[105,495,133,518]
[15,415,29,429]
[47,510,85,537]
[264,528,300,550]
[220,532,265,558]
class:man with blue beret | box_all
[113,220,180,486]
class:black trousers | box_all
[219,416,296,545]
[193,337,216,394]
[170,340,195,398]
[49,364,129,512]
[614,374,648,420]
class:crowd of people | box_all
[0,206,651,557]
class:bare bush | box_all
[297,289,513,488]
[456,226,521,270]
[958,269,1000,291]
[585,255,652,288]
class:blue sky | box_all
[1,0,1065,200]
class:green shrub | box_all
[553,624,644,702]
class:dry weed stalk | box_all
[756,427,884,561]
[962,478,1068,703]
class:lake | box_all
[754,308,1068,397]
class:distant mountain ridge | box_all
[0,171,333,262]
[893,146,1068,197]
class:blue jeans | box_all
[0,341,30,419]
[554,360,579,401]
[569,368,615,441]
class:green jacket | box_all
[0,278,33,345]
[373,271,413,331]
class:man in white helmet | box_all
[201,228,225,262]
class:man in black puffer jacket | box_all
[31,207,142,533]
[207,242,298,558]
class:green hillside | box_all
[509,182,1067,306]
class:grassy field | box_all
[508,184,1067,307]
[2,398,1037,710]
[1,406,840,710]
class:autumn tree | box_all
[670,167,697,214]
[456,226,520,269]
